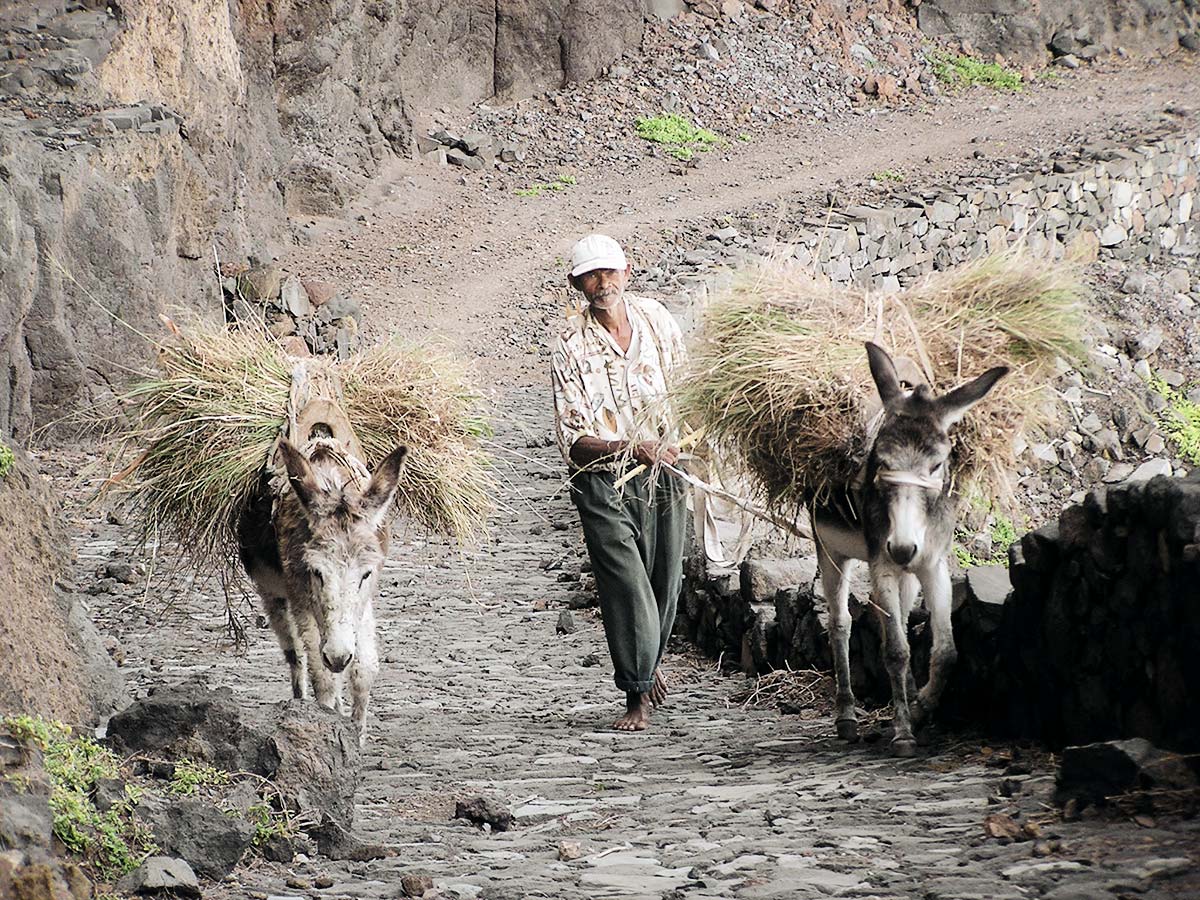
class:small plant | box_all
[515,173,577,197]
[3,715,158,882]
[1151,377,1200,465]
[928,50,1022,92]
[872,169,905,183]
[169,759,231,796]
[0,441,14,480]
[953,513,1020,568]
[246,800,295,847]
[737,132,752,143]
[635,113,720,161]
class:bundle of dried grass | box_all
[678,246,1088,514]
[107,325,492,570]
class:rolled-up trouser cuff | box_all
[615,678,655,694]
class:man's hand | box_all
[632,441,680,468]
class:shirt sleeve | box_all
[550,334,596,465]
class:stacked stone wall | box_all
[773,133,1199,291]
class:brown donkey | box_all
[238,436,407,747]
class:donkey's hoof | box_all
[835,718,860,743]
[890,737,918,758]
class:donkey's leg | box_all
[818,543,858,742]
[349,604,380,748]
[264,596,307,700]
[296,612,338,710]
[915,557,957,718]
[899,574,922,723]
[872,567,916,756]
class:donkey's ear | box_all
[936,366,1009,429]
[362,446,408,527]
[276,440,320,510]
[865,341,903,405]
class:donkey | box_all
[238,436,407,747]
[812,342,1007,756]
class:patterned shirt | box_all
[551,295,687,472]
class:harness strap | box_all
[874,469,943,491]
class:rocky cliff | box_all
[0,0,645,440]
[916,0,1199,62]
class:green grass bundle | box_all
[108,325,493,570]
[677,246,1088,515]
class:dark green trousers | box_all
[570,469,687,694]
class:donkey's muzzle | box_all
[887,541,918,567]
[322,649,353,673]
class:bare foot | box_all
[649,669,669,707]
[612,692,652,731]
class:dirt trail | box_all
[286,60,1199,386]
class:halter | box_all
[874,469,944,491]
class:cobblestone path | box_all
[71,385,1197,900]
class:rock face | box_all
[0,447,126,725]
[495,1,644,100]
[106,679,363,852]
[0,0,644,438]
[916,0,1196,62]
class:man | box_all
[550,234,688,732]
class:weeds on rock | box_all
[1150,376,1200,465]
[635,113,720,160]
[954,512,1020,568]
[169,759,231,796]
[2,714,158,883]
[928,50,1022,92]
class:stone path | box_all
[69,384,1198,900]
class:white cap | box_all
[569,234,628,277]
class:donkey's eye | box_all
[359,572,370,587]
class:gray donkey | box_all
[238,436,407,747]
[812,342,1007,756]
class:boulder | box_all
[135,796,256,880]
[280,275,311,318]
[116,857,201,898]
[1056,738,1198,809]
[236,264,283,302]
[644,0,686,21]
[455,795,514,831]
[741,557,817,604]
[106,679,362,852]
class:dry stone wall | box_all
[774,132,1200,292]
[678,472,1200,751]
[1000,470,1200,752]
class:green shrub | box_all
[0,441,14,480]
[2,715,158,882]
[515,173,577,197]
[635,114,720,160]
[1151,377,1200,465]
[169,759,231,796]
[928,50,1022,91]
